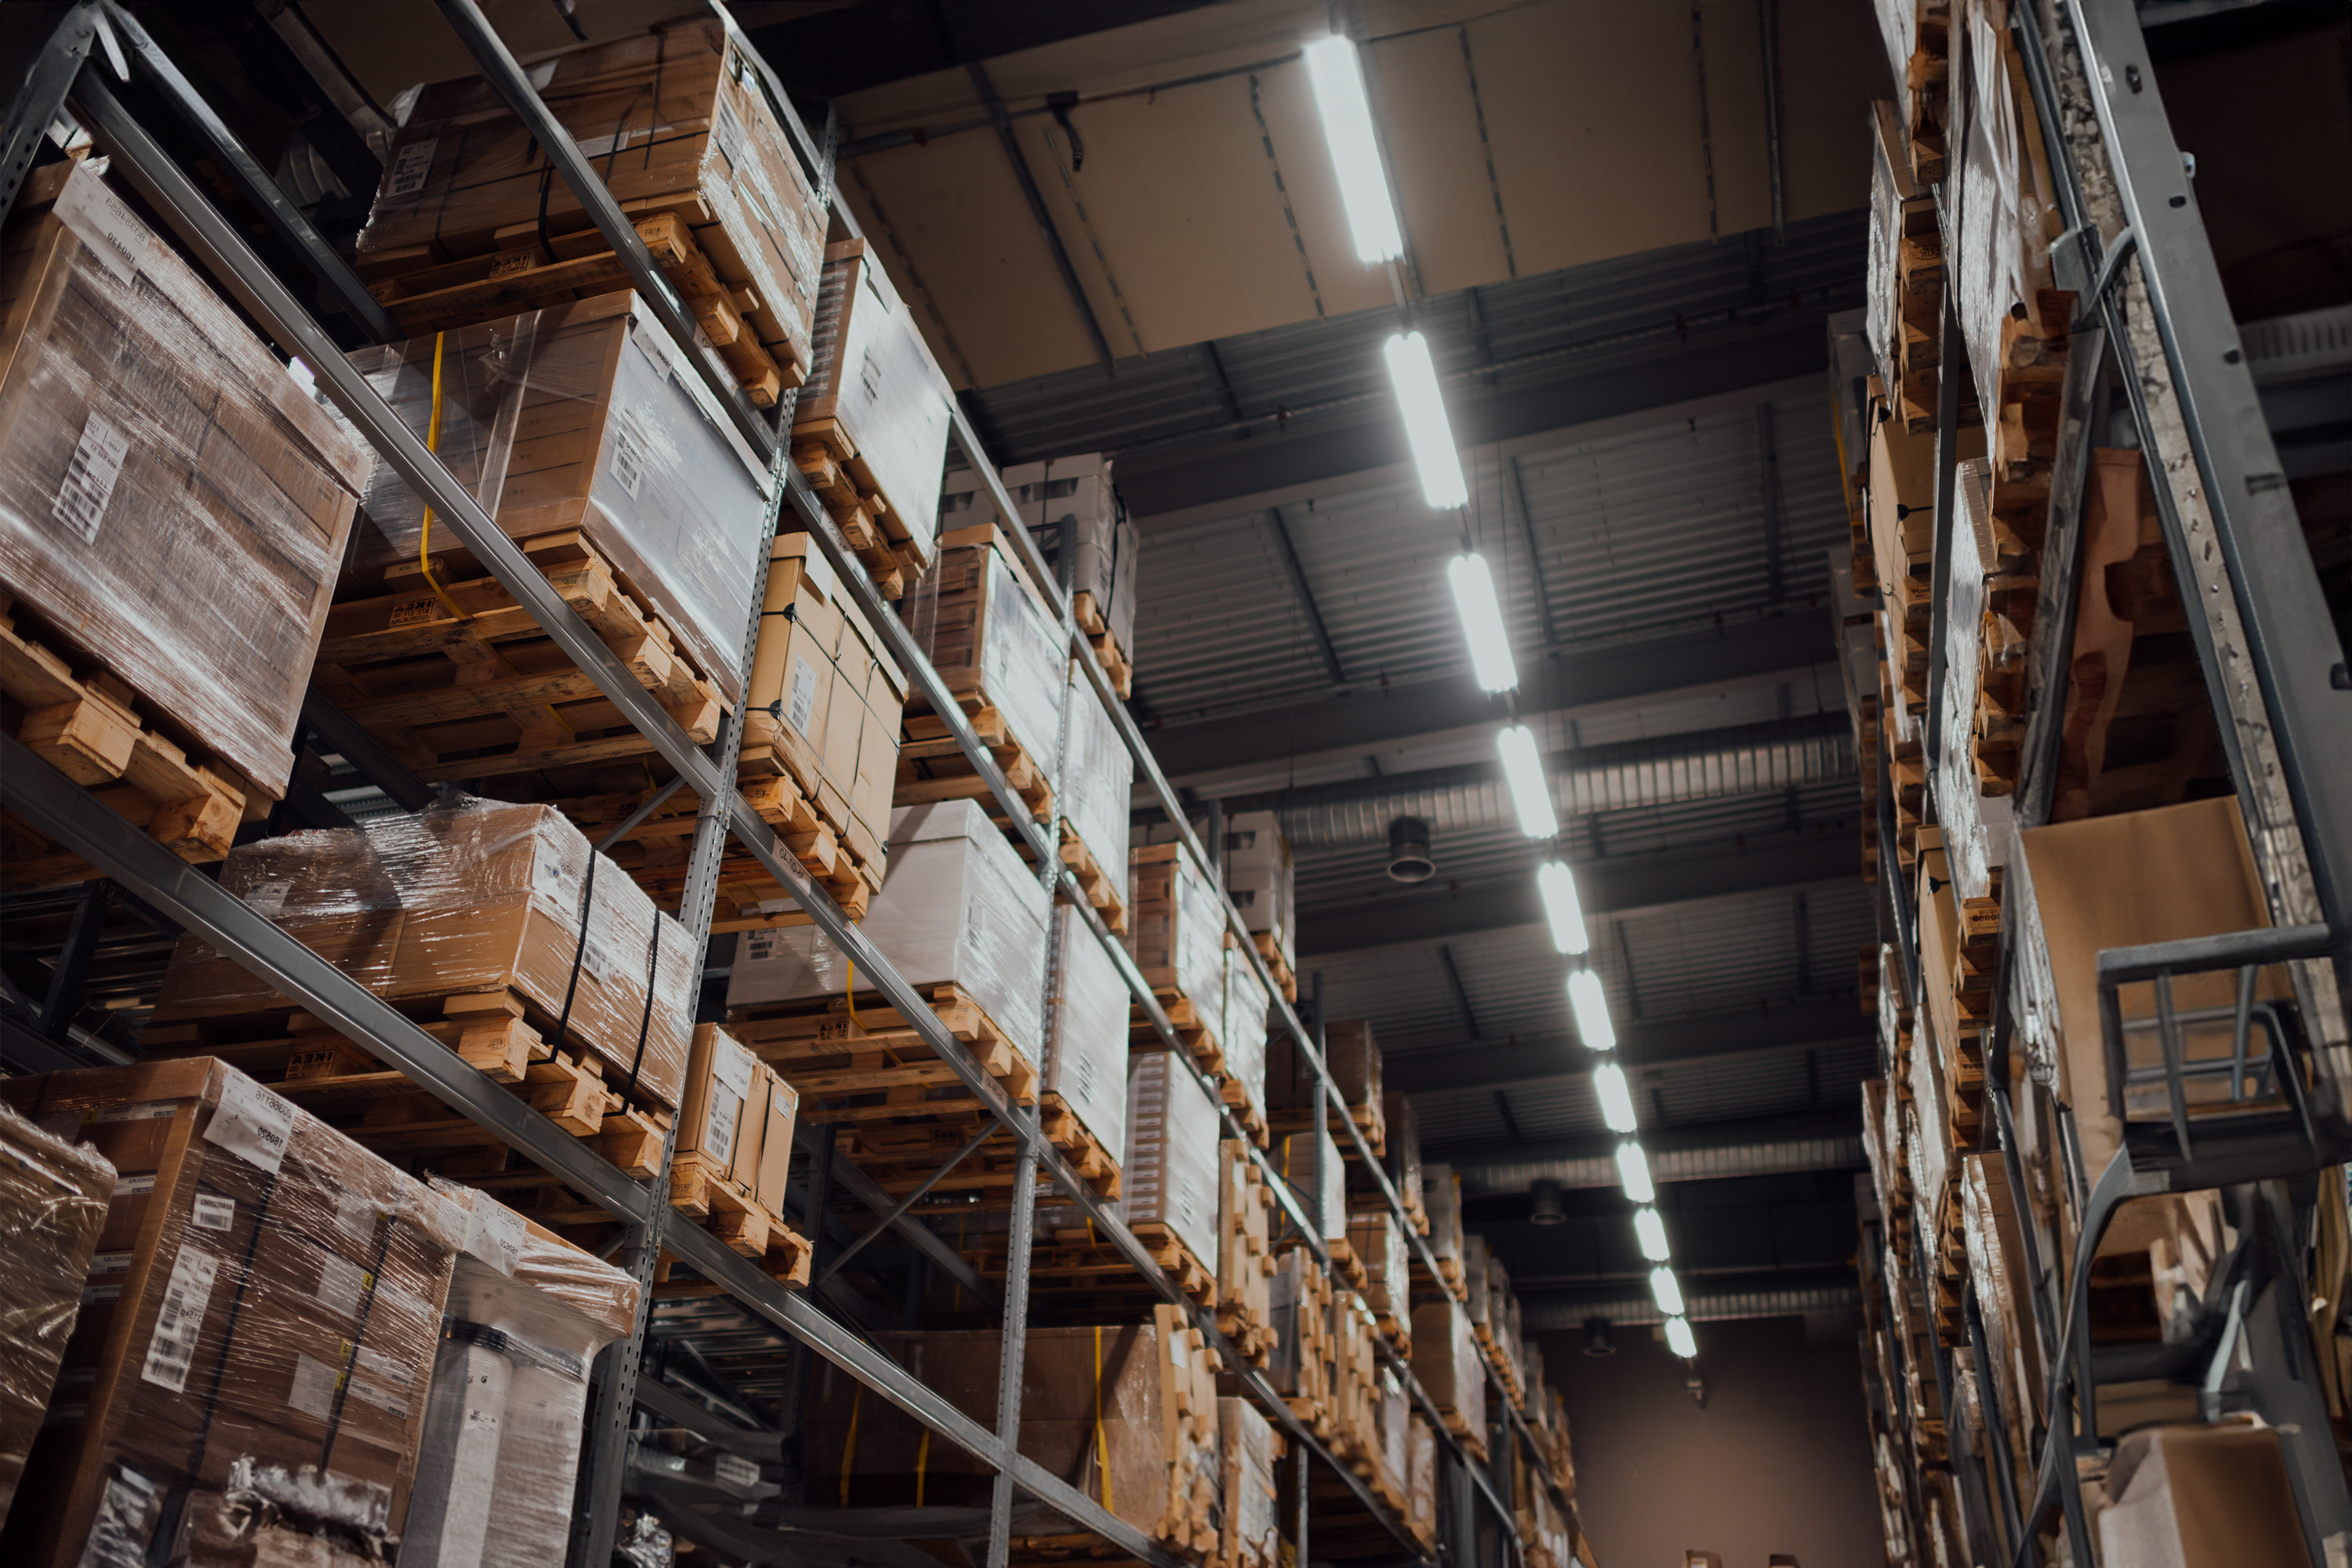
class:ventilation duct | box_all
[1386,815,1435,882]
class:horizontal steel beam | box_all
[1384,993,1872,1096]
[1439,1116,1867,1194]
[1298,833,1857,956]
[1149,617,1835,779]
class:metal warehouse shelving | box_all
[0,4,1583,1565]
[1855,1,2352,1564]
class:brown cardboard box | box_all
[903,524,1069,799]
[0,1099,113,1533]
[0,162,366,797]
[1212,1397,1283,1568]
[674,1024,797,1215]
[2096,1422,2307,1566]
[1410,1296,1486,1441]
[0,1059,460,1567]
[355,19,824,379]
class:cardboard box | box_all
[356,18,825,379]
[347,292,771,706]
[1060,655,1134,906]
[728,799,1052,1055]
[1384,1092,1425,1227]
[1044,906,1131,1164]
[797,239,955,561]
[674,1025,797,1215]
[1220,946,1270,1128]
[0,1059,461,1567]
[1269,1019,1383,1135]
[0,1098,113,1533]
[2096,1422,2307,1566]
[1222,812,1294,965]
[1213,1397,1283,1568]
[1002,452,1140,654]
[902,524,1069,800]
[1215,1140,1273,1359]
[1124,1050,1222,1274]
[1277,1126,1346,1247]
[1423,1162,1464,1268]
[1127,844,1229,1019]
[0,162,367,796]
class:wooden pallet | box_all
[1073,590,1134,700]
[822,1091,1120,1210]
[465,1158,813,1290]
[1057,825,1130,935]
[1269,1099,1386,1162]
[0,591,270,887]
[1433,1403,1490,1465]
[312,530,726,785]
[1218,1078,1270,1149]
[731,982,1040,1127]
[895,699,1055,824]
[793,419,934,597]
[363,212,789,407]
[965,1220,1220,1312]
[1129,982,1223,1080]
[1250,931,1298,1004]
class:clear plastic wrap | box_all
[154,798,697,1110]
[0,1058,463,1566]
[404,1181,640,1568]
[1123,1051,1222,1274]
[1408,1296,1485,1439]
[1219,947,1269,1128]
[0,161,367,796]
[356,19,824,380]
[1348,1210,1408,1333]
[1952,6,2063,437]
[1406,1416,1436,1545]
[798,241,954,558]
[999,453,1138,653]
[1277,1127,1345,1246]
[1382,1092,1424,1229]
[1214,1397,1280,1568]
[1936,459,2011,903]
[1221,811,1294,970]
[1045,907,1131,1163]
[1422,1162,1463,1266]
[902,528,1069,800]
[347,294,770,706]
[1269,1019,1381,1132]
[1126,846,1228,1017]
[1865,107,1904,397]
[0,1097,114,1533]
[1060,655,1134,906]
[725,799,1053,1056]
[1957,1156,2037,1481]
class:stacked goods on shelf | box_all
[1222,811,1297,1002]
[1957,1154,2038,1499]
[1269,1019,1385,1156]
[1127,838,1233,1076]
[1868,0,1951,185]
[1409,1295,1487,1463]
[1405,1416,1438,1548]
[1278,1125,1349,1283]
[644,1025,805,1279]
[724,531,909,920]
[1041,906,1133,1196]
[1114,1048,1225,1305]
[1057,653,1134,933]
[354,18,824,401]
[1864,100,1945,432]
[0,161,368,877]
[0,1060,463,1567]
[1005,453,1138,697]
[728,800,1072,1200]
[339,296,759,793]
[800,1307,1223,1561]
[1533,1385,1577,1500]
[1461,1236,1527,1407]
[793,239,955,591]
[1854,1230,1923,1568]
[1211,1397,1283,1568]
[401,1181,641,1567]
[2097,1423,2313,1564]
[898,524,1067,823]
[1214,1139,1277,1367]
[0,1098,113,1530]
[1420,1162,1467,1300]
[143,798,694,1171]
[1346,1207,1410,1356]
[1219,945,1272,1146]
[1383,1092,1427,1236]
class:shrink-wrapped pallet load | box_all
[1266,1249,1334,1408]
[0,1060,463,1567]
[0,1098,114,1532]
[1044,905,1131,1172]
[346,292,770,714]
[1423,1162,1465,1291]
[1213,1397,1282,1568]
[1410,1294,1486,1457]
[356,19,825,385]
[1269,1019,1383,1153]
[1348,1208,1410,1352]
[1214,1140,1276,1365]
[673,1025,797,1221]
[1127,841,1232,1054]
[900,525,1069,815]
[1406,1415,1438,1547]
[402,1182,640,1568]
[1219,946,1271,1140]
[1223,811,1296,985]
[151,798,698,1111]
[1124,1049,1223,1277]
[801,1309,1221,1557]
[0,161,367,840]
[1383,1091,1425,1235]
[1058,653,1135,916]
[998,453,1137,658]
[1278,1124,1346,1254]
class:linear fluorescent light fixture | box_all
[1664,1316,1698,1359]
[1383,332,1468,510]
[1567,968,1615,1051]
[1537,862,1588,954]
[1593,1063,1638,1134]
[1615,1141,1654,1203]
[1447,553,1516,692]
[1634,1207,1670,1262]
[1496,724,1557,840]
[1649,1266,1686,1318]
[1302,34,1402,264]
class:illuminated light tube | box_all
[1593,1063,1638,1134]
[1664,1316,1698,1359]
[1633,1207,1670,1262]
[1301,35,1403,264]
[1567,968,1616,1051]
[1448,554,1516,692]
[1615,1141,1654,1203]
[1497,724,1558,840]
[1383,332,1468,510]
[1649,1266,1686,1318]
[1537,861,1588,954]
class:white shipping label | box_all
[385,137,438,198]
[140,1245,220,1392]
[786,656,818,735]
[606,409,649,498]
[580,933,618,985]
[712,100,748,171]
[713,1453,761,1494]
[288,1352,342,1421]
[89,1250,132,1276]
[705,1089,741,1166]
[54,164,147,283]
[53,412,129,546]
[191,1193,235,1232]
[353,1343,415,1392]
[204,1073,294,1173]
[466,1197,526,1277]
[112,1172,155,1197]
[241,880,293,916]
[713,1038,757,1100]
[96,1102,174,1124]
[315,1252,369,1319]
[742,928,785,964]
[347,1374,409,1419]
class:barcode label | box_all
[288,1352,341,1420]
[205,1073,294,1173]
[191,1193,235,1232]
[89,1250,132,1276]
[242,880,292,916]
[580,933,618,985]
[706,1085,741,1165]
[347,1374,409,1419]
[713,100,747,171]
[786,656,818,735]
[386,138,437,198]
[112,1172,155,1196]
[606,411,649,498]
[466,1197,526,1276]
[96,1102,175,1123]
[140,1246,220,1392]
[54,412,128,545]
[354,1342,416,1391]
[54,164,145,283]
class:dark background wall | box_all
[1544,1316,1882,1568]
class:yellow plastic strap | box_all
[1093,1325,1113,1515]
[915,1427,931,1508]
[845,959,861,1033]
[839,1383,861,1507]
[415,332,466,623]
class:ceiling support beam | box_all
[1267,506,1348,685]
[1504,453,1560,652]
[1438,945,1482,1040]
[1383,993,1870,1096]
[966,61,1117,376]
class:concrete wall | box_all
[1544,1315,1882,1568]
